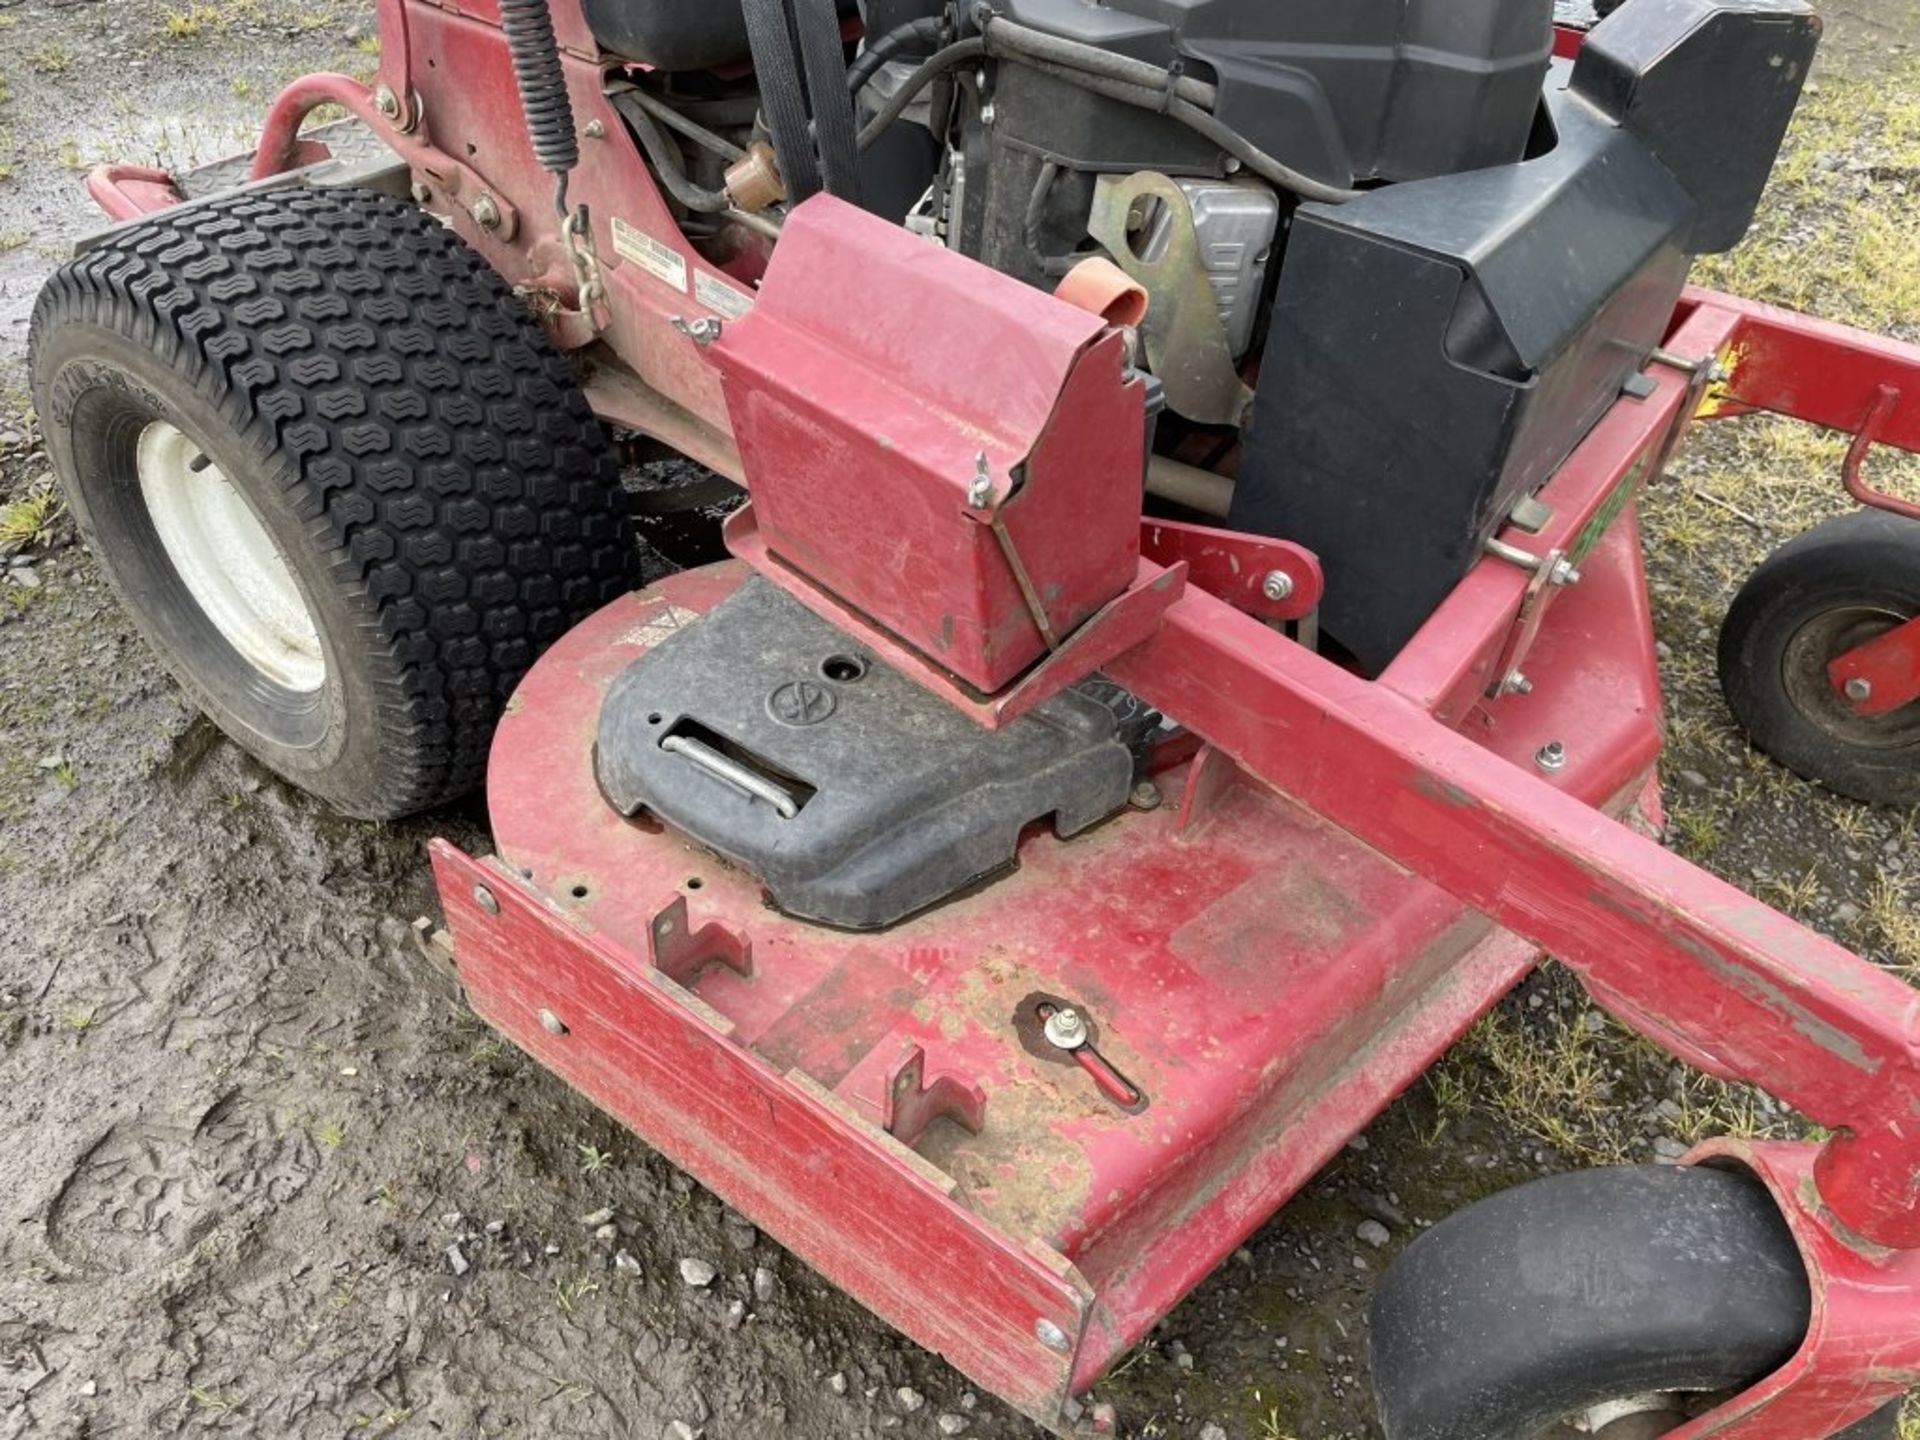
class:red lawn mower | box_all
[29,0,1920,1433]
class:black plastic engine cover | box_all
[1229,0,1818,673]
[582,0,857,71]
[998,0,1555,190]
[596,579,1137,931]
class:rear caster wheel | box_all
[1718,509,1920,807]
[1368,1165,1901,1440]
[30,186,640,818]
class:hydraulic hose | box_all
[847,16,946,94]
[855,36,988,149]
[611,94,733,213]
[983,16,1217,111]
[498,0,578,215]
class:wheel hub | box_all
[1782,604,1920,749]
[136,421,325,693]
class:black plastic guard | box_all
[595,578,1137,931]
[1229,0,1818,674]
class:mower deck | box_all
[431,503,1662,1430]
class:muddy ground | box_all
[0,2,1916,1437]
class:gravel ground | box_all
[0,3,1915,1437]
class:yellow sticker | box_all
[611,217,688,292]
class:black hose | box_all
[847,16,946,94]
[855,36,988,149]
[984,16,1217,110]
[1008,55,1362,204]
[498,0,578,215]
[789,0,863,201]
[613,95,733,213]
[621,87,746,162]
[740,0,823,200]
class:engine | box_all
[596,0,1818,670]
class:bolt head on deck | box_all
[1844,677,1874,703]
[470,194,502,231]
[1261,570,1295,602]
[1535,740,1568,772]
[472,884,500,916]
[1044,1008,1089,1051]
[374,85,400,119]
[1034,1318,1071,1352]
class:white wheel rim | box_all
[136,421,326,693]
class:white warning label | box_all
[611,217,688,292]
[694,270,756,320]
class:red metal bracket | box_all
[1668,1141,1920,1439]
[1139,518,1321,622]
[248,73,518,241]
[725,503,1186,729]
[1829,614,1920,717]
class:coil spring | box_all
[499,0,578,196]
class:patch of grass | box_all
[353,33,380,55]
[0,73,13,108]
[552,1273,599,1314]
[0,489,60,553]
[164,5,227,39]
[30,44,72,75]
[1868,873,1920,978]
[577,1143,612,1174]
[1435,972,1802,1169]
[315,1118,347,1149]
[1698,55,1920,337]
[188,1385,242,1411]
[55,138,83,172]
[1900,1393,1918,1440]
[62,1006,97,1033]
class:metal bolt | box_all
[1504,671,1534,696]
[1844,677,1874,703]
[584,118,607,140]
[1044,1007,1089,1052]
[374,84,401,119]
[1549,557,1582,587]
[670,316,723,346]
[1034,1318,1071,1352]
[472,884,500,916]
[1536,740,1568,773]
[1129,780,1162,811]
[967,452,993,509]
[979,102,997,127]
[470,193,502,231]
[1261,570,1295,603]
[538,1008,567,1036]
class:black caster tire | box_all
[1369,1165,1902,1440]
[1717,509,1920,807]
[30,186,640,819]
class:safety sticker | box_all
[611,217,688,292]
[695,271,756,320]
